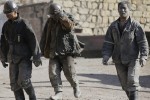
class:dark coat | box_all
[40,11,84,58]
[0,15,41,63]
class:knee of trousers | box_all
[128,77,139,86]
[66,76,78,85]
[19,79,32,89]
[127,79,140,91]
[11,84,21,91]
[49,71,60,79]
[49,75,61,83]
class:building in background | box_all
[0,0,150,57]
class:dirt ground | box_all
[0,57,150,100]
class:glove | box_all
[102,56,109,65]
[53,10,64,20]
[1,61,8,68]
[33,59,42,67]
[139,58,146,67]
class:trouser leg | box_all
[14,89,25,100]
[115,63,128,98]
[24,84,36,100]
[127,60,140,91]
[129,91,138,100]
[18,60,36,100]
[49,58,63,92]
[61,56,79,87]
[61,56,81,98]
[49,58,63,100]
[128,60,140,100]
[9,62,24,100]
[115,60,140,99]
[125,90,129,98]
[9,62,21,91]
[9,59,36,100]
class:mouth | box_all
[121,13,127,16]
[121,12,126,14]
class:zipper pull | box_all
[18,34,20,42]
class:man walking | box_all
[40,3,83,100]
[102,1,149,100]
[0,1,42,100]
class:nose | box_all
[121,8,125,12]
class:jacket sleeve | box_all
[102,25,114,57]
[0,23,9,62]
[0,34,8,62]
[135,22,149,59]
[57,11,75,31]
[23,19,41,60]
[40,19,49,55]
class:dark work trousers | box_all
[49,56,79,92]
[115,60,140,92]
[9,59,32,91]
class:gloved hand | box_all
[139,58,146,67]
[102,56,109,65]
[33,59,42,67]
[51,10,64,20]
[1,61,8,68]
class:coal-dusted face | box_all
[5,11,17,20]
[118,3,130,18]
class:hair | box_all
[118,1,131,10]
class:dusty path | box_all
[0,57,150,100]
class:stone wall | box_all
[52,0,150,35]
[18,3,49,41]
[1,0,150,36]
[0,4,7,37]
[1,0,150,57]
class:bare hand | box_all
[139,58,146,67]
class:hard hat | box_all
[3,1,18,14]
[49,3,61,14]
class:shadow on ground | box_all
[78,73,120,86]
[78,74,150,89]
[140,75,150,88]
[3,74,149,89]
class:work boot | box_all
[129,91,138,100]
[50,91,62,100]
[14,89,25,100]
[73,86,81,98]
[24,85,36,100]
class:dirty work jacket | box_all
[0,15,41,63]
[40,11,83,58]
[102,17,149,63]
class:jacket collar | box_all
[111,16,134,38]
[111,16,133,30]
